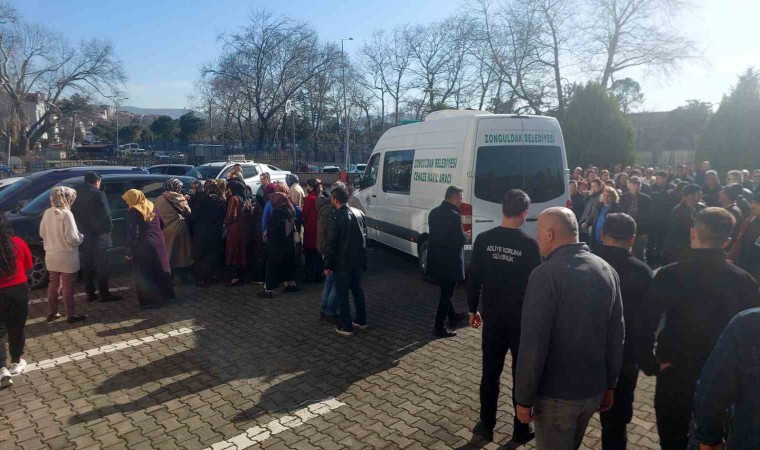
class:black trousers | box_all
[80,235,111,299]
[655,366,697,450]
[435,280,458,330]
[480,324,531,437]
[600,365,639,450]
[303,249,323,281]
[0,283,29,366]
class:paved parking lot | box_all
[0,245,662,449]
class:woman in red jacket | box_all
[0,214,32,388]
[301,178,323,282]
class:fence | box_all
[4,139,374,177]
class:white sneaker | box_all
[0,367,12,389]
[352,322,368,330]
[8,359,26,376]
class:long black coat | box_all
[189,193,226,267]
[426,201,466,282]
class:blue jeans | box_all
[334,270,367,329]
[321,274,337,316]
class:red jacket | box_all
[0,236,32,289]
[302,191,319,250]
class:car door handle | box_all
[474,219,494,223]
[371,194,377,198]
[526,217,538,222]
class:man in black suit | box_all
[620,176,654,261]
[663,184,702,264]
[426,185,468,338]
[71,172,120,303]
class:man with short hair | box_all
[468,190,542,444]
[636,208,760,450]
[719,184,745,245]
[648,171,676,263]
[322,182,368,336]
[569,181,586,222]
[695,161,710,186]
[663,184,702,264]
[674,164,694,184]
[702,170,722,207]
[515,207,624,450]
[620,176,654,260]
[427,186,468,338]
[71,172,119,303]
[596,214,654,449]
[580,179,603,242]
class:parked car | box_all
[147,164,195,176]
[185,159,290,191]
[119,143,147,155]
[6,174,195,289]
[0,166,148,213]
[348,163,367,174]
[322,166,341,173]
[0,176,23,192]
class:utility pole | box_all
[341,37,353,170]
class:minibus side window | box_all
[382,150,414,194]
[361,153,381,190]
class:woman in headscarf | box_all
[190,180,226,287]
[261,182,277,239]
[39,186,85,323]
[123,189,174,309]
[257,191,297,298]
[154,178,193,283]
[224,177,249,286]
[286,174,305,209]
[188,180,203,210]
[301,179,323,282]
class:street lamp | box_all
[341,37,353,171]
[107,96,128,151]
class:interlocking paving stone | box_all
[0,246,663,449]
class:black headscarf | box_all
[228,178,247,198]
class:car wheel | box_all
[418,239,429,275]
[28,247,48,290]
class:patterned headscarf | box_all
[285,174,299,188]
[264,182,277,195]
[216,178,228,194]
[204,179,223,198]
[50,186,77,209]
[122,189,155,222]
[163,178,183,193]
[191,180,203,194]
[271,192,295,215]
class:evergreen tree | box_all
[562,82,635,168]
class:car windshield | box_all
[20,186,59,216]
[185,166,219,179]
[0,177,33,205]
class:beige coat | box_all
[155,192,193,268]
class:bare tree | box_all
[205,10,341,150]
[587,0,696,88]
[0,11,125,154]
[380,27,412,125]
[358,31,388,130]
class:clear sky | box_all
[13,0,760,112]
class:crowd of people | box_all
[0,159,758,450]
[569,162,759,279]
[0,167,370,387]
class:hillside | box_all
[120,106,192,119]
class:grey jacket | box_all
[515,243,624,406]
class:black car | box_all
[6,174,194,289]
[0,166,148,213]
[146,164,195,176]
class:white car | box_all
[186,160,291,190]
[348,163,367,174]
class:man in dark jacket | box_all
[426,185,468,338]
[663,184,701,264]
[71,172,119,303]
[468,189,542,444]
[569,180,586,222]
[620,176,654,261]
[323,182,368,336]
[636,208,760,450]
[515,208,624,450]
[596,214,654,450]
[701,170,722,207]
[648,172,676,264]
[580,179,603,242]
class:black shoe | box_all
[511,430,536,445]
[449,312,468,327]
[257,290,273,299]
[99,294,122,303]
[433,328,457,338]
[282,285,299,293]
[67,315,87,324]
[472,422,494,442]
[47,313,63,323]
[335,324,354,336]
